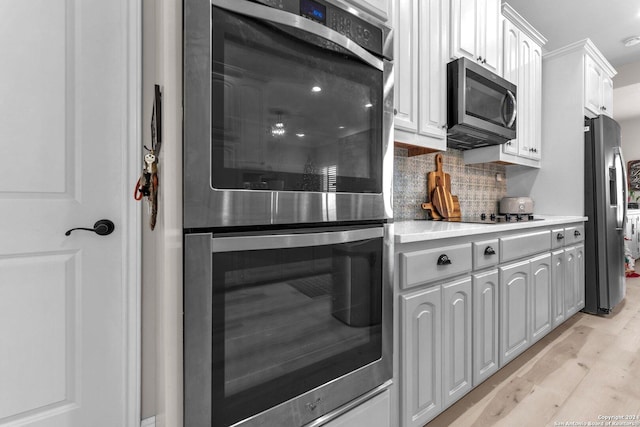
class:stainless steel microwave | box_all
[446,57,517,150]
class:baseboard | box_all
[141,416,156,427]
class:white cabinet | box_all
[400,285,442,427]
[551,249,565,327]
[347,0,392,22]
[499,252,552,365]
[550,228,585,323]
[584,53,614,118]
[450,0,502,75]
[575,244,585,311]
[472,269,499,386]
[393,0,448,152]
[463,3,545,168]
[400,276,472,427]
[564,228,585,316]
[396,221,586,426]
[499,259,530,365]
[442,277,473,407]
[530,253,552,343]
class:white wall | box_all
[142,0,183,426]
[620,117,640,162]
[613,61,640,88]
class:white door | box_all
[0,1,139,426]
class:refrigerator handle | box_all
[614,148,627,230]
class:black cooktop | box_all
[438,213,542,224]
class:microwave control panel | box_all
[252,0,383,56]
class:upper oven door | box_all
[184,0,394,229]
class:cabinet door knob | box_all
[557,233,565,240]
[393,108,398,115]
[574,230,581,237]
[437,254,452,265]
[484,246,496,255]
[477,56,483,62]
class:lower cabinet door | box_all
[564,247,578,316]
[575,244,585,310]
[442,277,473,407]
[531,253,552,343]
[499,260,531,365]
[551,250,565,327]
[401,285,442,427]
[472,269,499,386]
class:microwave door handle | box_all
[212,0,384,71]
[211,227,384,253]
[501,90,517,128]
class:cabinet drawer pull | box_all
[574,230,581,237]
[437,254,452,265]
[484,246,496,255]
[557,233,564,240]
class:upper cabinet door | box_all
[502,19,519,155]
[481,0,502,75]
[347,0,392,22]
[584,54,603,116]
[417,0,448,139]
[450,0,501,75]
[602,75,614,117]
[450,0,479,62]
[529,42,543,159]
[393,0,419,132]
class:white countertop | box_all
[394,215,588,244]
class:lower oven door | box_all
[184,224,393,427]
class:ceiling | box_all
[505,0,640,121]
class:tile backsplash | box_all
[393,147,507,220]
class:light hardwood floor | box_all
[427,277,640,427]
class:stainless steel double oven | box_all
[183,0,393,425]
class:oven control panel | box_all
[252,0,384,57]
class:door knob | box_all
[65,219,115,236]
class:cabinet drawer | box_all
[400,243,472,289]
[551,228,565,249]
[473,239,499,270]
[564,225,585,245]
[499,230,551,263]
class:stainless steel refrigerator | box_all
[584,115,627,314]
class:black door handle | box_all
[484,246,496,255]
[65,219,115,236]
[437,254,452,265]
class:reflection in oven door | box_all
[183,0,394,228]
[184,224,392,427]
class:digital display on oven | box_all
[300,0,326,23]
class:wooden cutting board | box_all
[426,153,447,199]
[423,153,461,219]
[432,176,454,218]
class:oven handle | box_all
[212,0,384,71]
[211,227,384,253]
